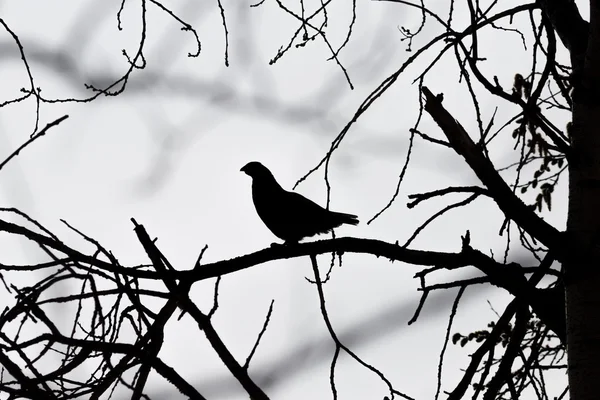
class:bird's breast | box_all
[251,182,296,237]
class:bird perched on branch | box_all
[241,161,359,244]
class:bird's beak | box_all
[240,165,248,175]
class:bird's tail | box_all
[333,212,359,226]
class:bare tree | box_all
[0,0,595,398]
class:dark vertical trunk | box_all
[566,1,600,398]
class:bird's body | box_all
[241,161,358,243]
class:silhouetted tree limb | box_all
[421,87,564,253]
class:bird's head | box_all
[241,161,274,180]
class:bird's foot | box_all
[269,241,299,248]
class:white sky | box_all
[0,0,578,399]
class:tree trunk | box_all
[566,1,600,398]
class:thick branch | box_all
[539,0,588,60]
[187,238,488,281]
[421,87,564,254]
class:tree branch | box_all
[538,0,588,59]
[421,87,565,255]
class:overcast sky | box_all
[0,0,577,399]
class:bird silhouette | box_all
[241,161,359,244]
